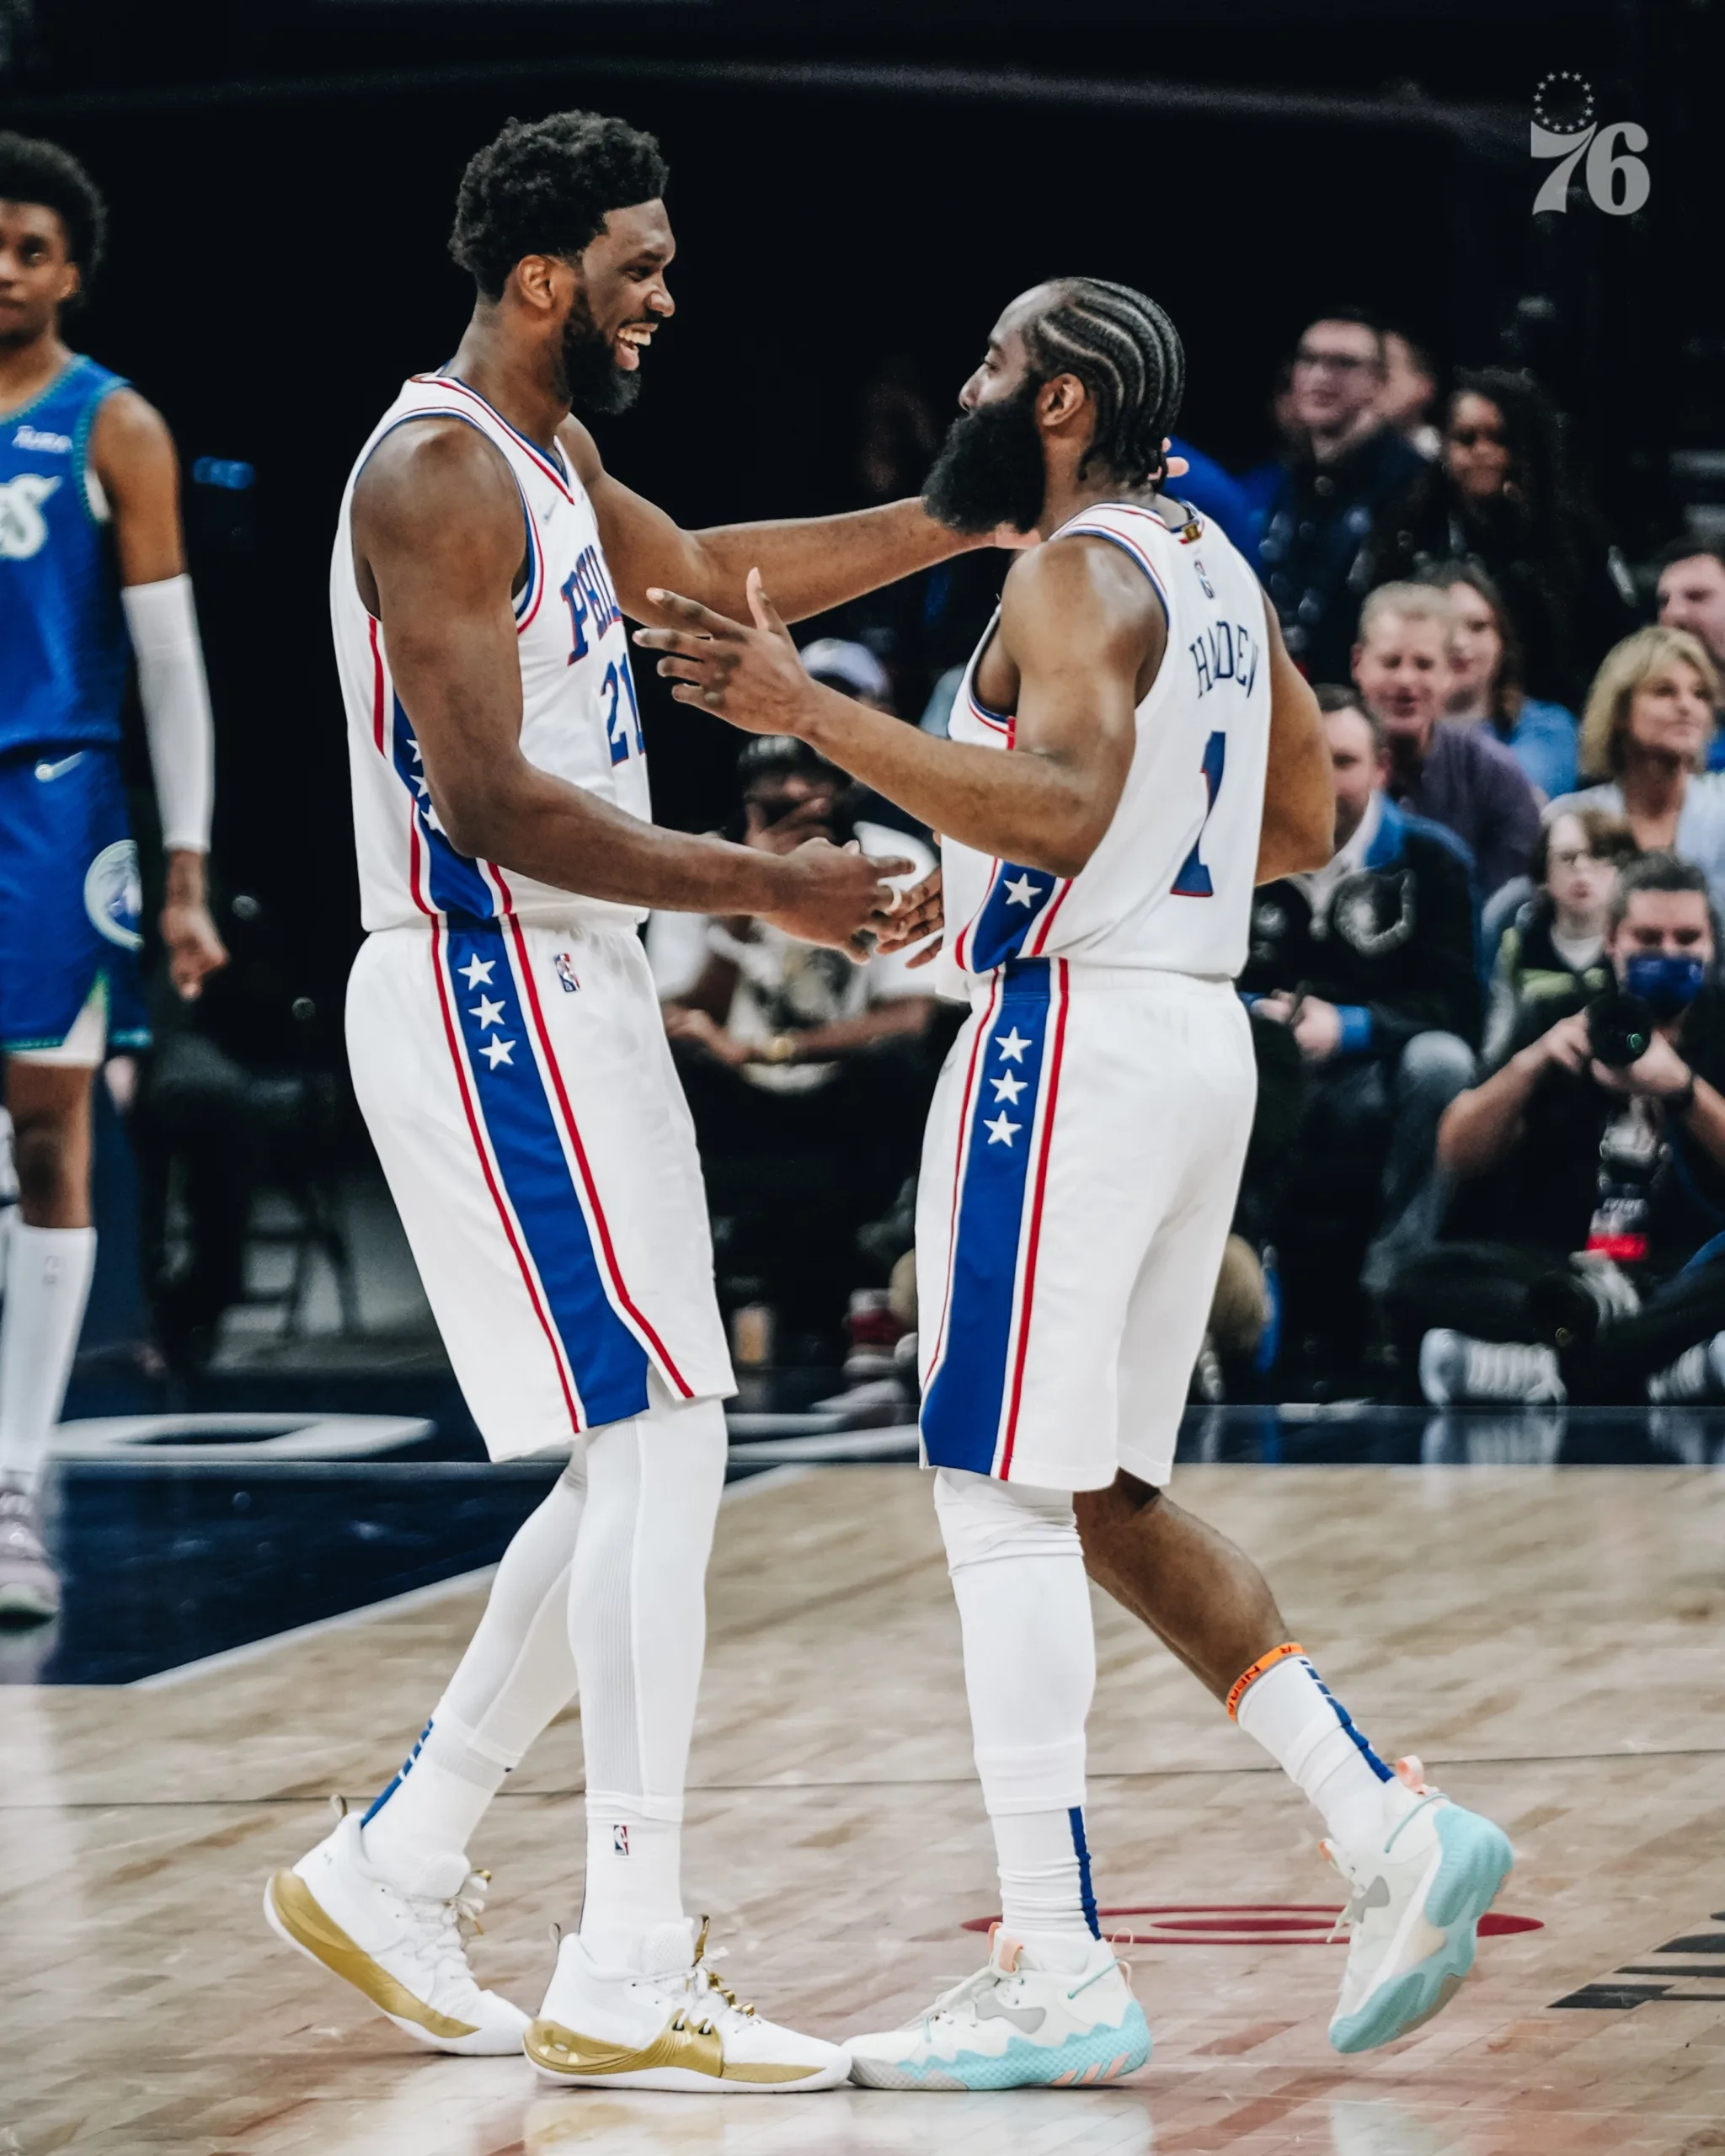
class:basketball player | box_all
[267,111,1012,2090]
[0,134,225,1621]
[638,279,1515,2081]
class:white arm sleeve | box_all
[120,574,215,852]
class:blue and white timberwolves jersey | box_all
[0,355,131,752]
[941,499,1273,982]
[332,372,654,935]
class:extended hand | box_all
[634,569,814,734]
[1291,995,1342,1062]
[873,864,944,967]
[663,1006,754,1070]
[764,836,914,959]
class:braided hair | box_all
[1021,278,1185,488]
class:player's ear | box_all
[1038,371,1087,430]
[511,253,566,318]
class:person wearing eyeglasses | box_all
[1376,368,1634,710]
[1256,310,1428,685]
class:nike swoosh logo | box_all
[977,1997,1047,2032]
[34,752,86,782]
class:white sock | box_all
[362,1466,585,1886]
[935,1469,1100,1961]
[992,1808,1098,1951]
[0,1225,96,1493]
[1232,1647,1393,1849]
[579,1809,682,1952]
[569,1390,727,1953]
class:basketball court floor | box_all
[5,1429,1725,2154]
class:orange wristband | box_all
[1225,1641,1305,1722]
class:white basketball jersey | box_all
[942,499,1272,981]
[332,372,652,934]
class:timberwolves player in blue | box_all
[0,133,226,1619]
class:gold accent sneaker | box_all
[526,1917,849,2092]
[264,1803,529,2055]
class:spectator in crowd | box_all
[1258,311,1427,681]
[1353,583,1541,896]
[1395,853,1725,1406]
[1380,329,1442,461]
[1376,367,1635,707]
[1546,627,1725,915]
[1234,356,1300,548]
[1239,691,1480,1306]
[1482,808,1637,1063]
[647,736,938,1354]
[1656,539,1725,770]
[1413,559,1579,801]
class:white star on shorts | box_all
[995,1027,1031,1063]
[479,1035,515,1069]
[991,1071,1027,1104]
[460,955,496,990]
[984,1111,1021,1146]
[1003,873,1042,908]
[469,995,505,1029]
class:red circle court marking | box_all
[962,1903,1542,1945]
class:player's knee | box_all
[933,1466,1079,1573]
[10,1112,80,1216]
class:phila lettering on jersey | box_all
[331,372,651,932]
[940,499,1273,982]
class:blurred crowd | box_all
[650,312,1725,1412]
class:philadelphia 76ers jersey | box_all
[332,372,653,933]
[941,499,1272,981]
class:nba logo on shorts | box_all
[612,1823,630,1856]
[553,953,580,994]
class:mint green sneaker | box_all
[1327,1757,1514,2053]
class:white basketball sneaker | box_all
[846,1927,1151,2090]
[264,1802,529,2054]
[526,1917,849,2092]
[1326,1757,1514,2053]
[1418,1330,1566,1406]
[0,1480,59,1622]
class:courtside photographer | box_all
[1393,852,1725,1405]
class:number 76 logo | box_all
[1531,73,1649,216]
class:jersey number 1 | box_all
[1171,730,1226,897]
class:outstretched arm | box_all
[350,420,906,953]
[1254,593,1334,883]
[634,539,1151,878]
[562,416,991,629]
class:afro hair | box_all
[0,131,106,286]
[449,110,669,301]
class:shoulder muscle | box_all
[354,417,521,592]
[1001,531,1162,680]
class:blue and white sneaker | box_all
[846,1927,1151,2089]
[1327,1757,1514,2053]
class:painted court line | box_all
[131,1463,811,1690]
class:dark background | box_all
[2,0,1717,1064]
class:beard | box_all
[558,289,642,419]
[921,380,1048,535]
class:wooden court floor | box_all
[5,1460,1725,2156]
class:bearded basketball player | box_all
[639,278,1515,2084]
[264,111,1001,2090]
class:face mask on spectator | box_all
[1622,952,1706,1018]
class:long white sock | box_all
[362,1465,585,1886]
[570,1389,727,1956]
[0,1225,96,1493]
[1231,1646,1393,1850]
[936,1468,1099,1964]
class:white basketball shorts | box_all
[347,917,734,1460]
[917,958,1255,1493]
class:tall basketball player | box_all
[266,111,1008,2090]
[0,134,225,1621]
[639,279,1516,2081]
